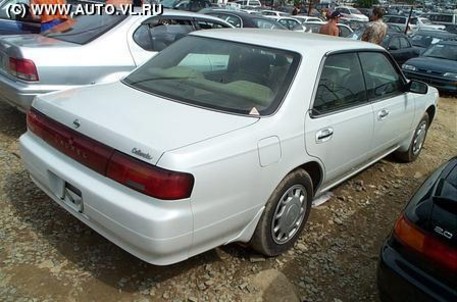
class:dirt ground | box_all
[0,96,456,302]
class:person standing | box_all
[361,7,388,45]
[319,11,341,37]
[31,0,68,33]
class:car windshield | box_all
[43,14,127,45]
[423,43,457,60]
[123,36,300,116]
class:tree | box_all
[354,0,378,8]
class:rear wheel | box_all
[395,113,430,162]
[250,169,313,256]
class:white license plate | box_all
[49,171,84,213]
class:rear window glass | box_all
[43,14,127,45]
[123,36,300,116]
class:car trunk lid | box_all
[31,81,259,165]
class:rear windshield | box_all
[43,14,127,45]
[123,35,300,116]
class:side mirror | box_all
[406,80,428,94]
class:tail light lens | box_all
[107,152,194,200]
[27,108,194,200]
[394,215,457,273]
[9,57,39,81]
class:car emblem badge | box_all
[73,119,80,128]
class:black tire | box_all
[250,169,313,256]
[395,113,430,163]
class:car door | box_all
[399,36,419,65]
[305,52,373,188]
[386,35,402,64]
[358,51,415,156]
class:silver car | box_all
[20,29,438,265]
[0,9,233,112]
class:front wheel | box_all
[250,169,313,256]
[395,113,430,162]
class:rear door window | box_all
[358,52,405,101]
[313,52,367,115]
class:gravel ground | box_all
[0,97,456,302]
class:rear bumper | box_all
[0,74,78,112]
[377,241,457,302]
[0,75,39,112]
[19,132,194,265]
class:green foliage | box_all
[354,0,378,8]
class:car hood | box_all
[32,82,259,165]
[404,56,457,73]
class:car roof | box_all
[190,28,382,54]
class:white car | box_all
[20,29,438,265]
[335,6,369,22]
[411,17,446,31]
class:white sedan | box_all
[20,29,438,265]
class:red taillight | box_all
[394,215,457,273]
[27,108,194,200]
[107,151,194,200]
[9,57,39,81]
[27,108,113,174]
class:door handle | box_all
[378,109,390,120]
[316,128,334,143]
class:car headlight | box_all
[443,72,457,79]
[402,64,417,71]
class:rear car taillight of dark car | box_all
[27,108,194,200]
[377,158,457,302]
